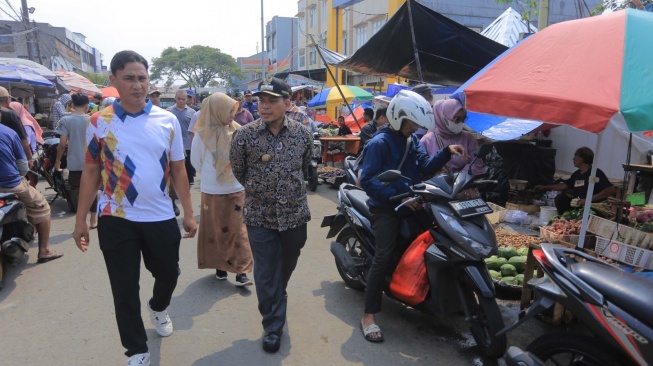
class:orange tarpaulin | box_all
[100,86,120,98]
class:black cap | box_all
[254,77,291,98]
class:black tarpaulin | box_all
[338,1,508,86]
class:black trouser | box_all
[555,193,573,215]
[247,224,307,333]
[185,150,195,184]
[68,171,97,213]
[98,216,182,357]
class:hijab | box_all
[193,93,239,185]
[10,101,43,144]
[433,98,464,139]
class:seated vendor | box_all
[535,147,616,215]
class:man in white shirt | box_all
[72,50,197,366]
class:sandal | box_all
[360,322,384,343]
[37,250,64,263]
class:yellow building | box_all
[296,0,405,95]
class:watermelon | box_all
[499,246,519,259]
[489,270,500,280]
[500,264,517,277]
[508,256,527,273]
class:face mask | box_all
[446,119,464,134]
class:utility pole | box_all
[537,0,549,31]
[260,0,266,82]
[33,21,43,65]
[21,0,34,61]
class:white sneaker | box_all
[128,352,150,366]
[147,301,173,337]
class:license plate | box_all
[449,198,492,218]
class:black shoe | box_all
[215,270,227,280]
[262,331,282,353]
[172,202,180,217]
[235,274,253,287]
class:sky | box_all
[9,0,298,67]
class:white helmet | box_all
[387,90,435,131]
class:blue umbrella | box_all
[0,65,54,87]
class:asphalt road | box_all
[0,180,552,365]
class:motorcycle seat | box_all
[569,261,653,328]
[345,189,372,219]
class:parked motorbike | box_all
[321,144,508,358]
[34,131,75,212]
[498,243,653,365]
[0,193,35,266]
[503,346,545,366]
[344,155,358,186]
[306,132,322,192]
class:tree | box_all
[150,45,245,88]
[592,0,653,15]
[496,0,539,32]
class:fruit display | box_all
[487,228,543,289]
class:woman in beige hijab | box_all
[190,93,253,286]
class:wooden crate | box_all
[505,202,540,214]
[485,202,507,224]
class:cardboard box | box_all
[485,202,507,224]
[506,202,540,214]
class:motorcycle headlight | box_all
[439,212,493,257]
[470,240,493,257]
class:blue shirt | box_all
[0,123,26,188]
[360,128,450,209]
[242,101,258,119]
[166,105,195,150]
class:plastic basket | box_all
[485,202,507,224]
[595,237,653,270]
[587,215,618,239]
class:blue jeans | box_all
[247,224,307,333]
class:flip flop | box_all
[360,322,384,343]
[37,251,64,263]
[90,225,98,230]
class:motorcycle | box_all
[33,131,75,212]
[498,243,653,365]
[344,155,358,186]
[306,132,322,192]
[0,193,35,266]
[321,144,508,358]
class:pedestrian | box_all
[186,89,200,111]
[72,50,197,366]
[242,89,259,119]
[233,96,254,126]
[230,77,312,353]
[90,93,103,114]
[190,93,253,286]
[420,98,483,174]
[10,100,43,155]
[54,93,98,229]
[52,93,71,130]
[148,86,161,107]
[286,100,314,132]
[0,88,32,161]
[358,107,389,153]
[0,122,62,263]
[167,89,196,185]
[359,90,465,343]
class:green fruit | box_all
[500,264,517,277]
[517,247,529,257]
[515,274,525,285]
[497,257,508,267]
[489,270,500,280]
[508,256,527,273]
[502,276,519,286]
[499,246,519,259]
[485,257,501,271]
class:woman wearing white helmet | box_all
[358,90,465,343]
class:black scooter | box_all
[306,133,322,192]
[321,144,508,358]
[0,193,34,266]
[498,243,653,365]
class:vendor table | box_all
[319,136,361,163]
[623,164,653,204]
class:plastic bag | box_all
[504,210,528,224]
[390,230,433,305]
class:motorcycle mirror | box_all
[475,143,493,159]
[377,170,402,183]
